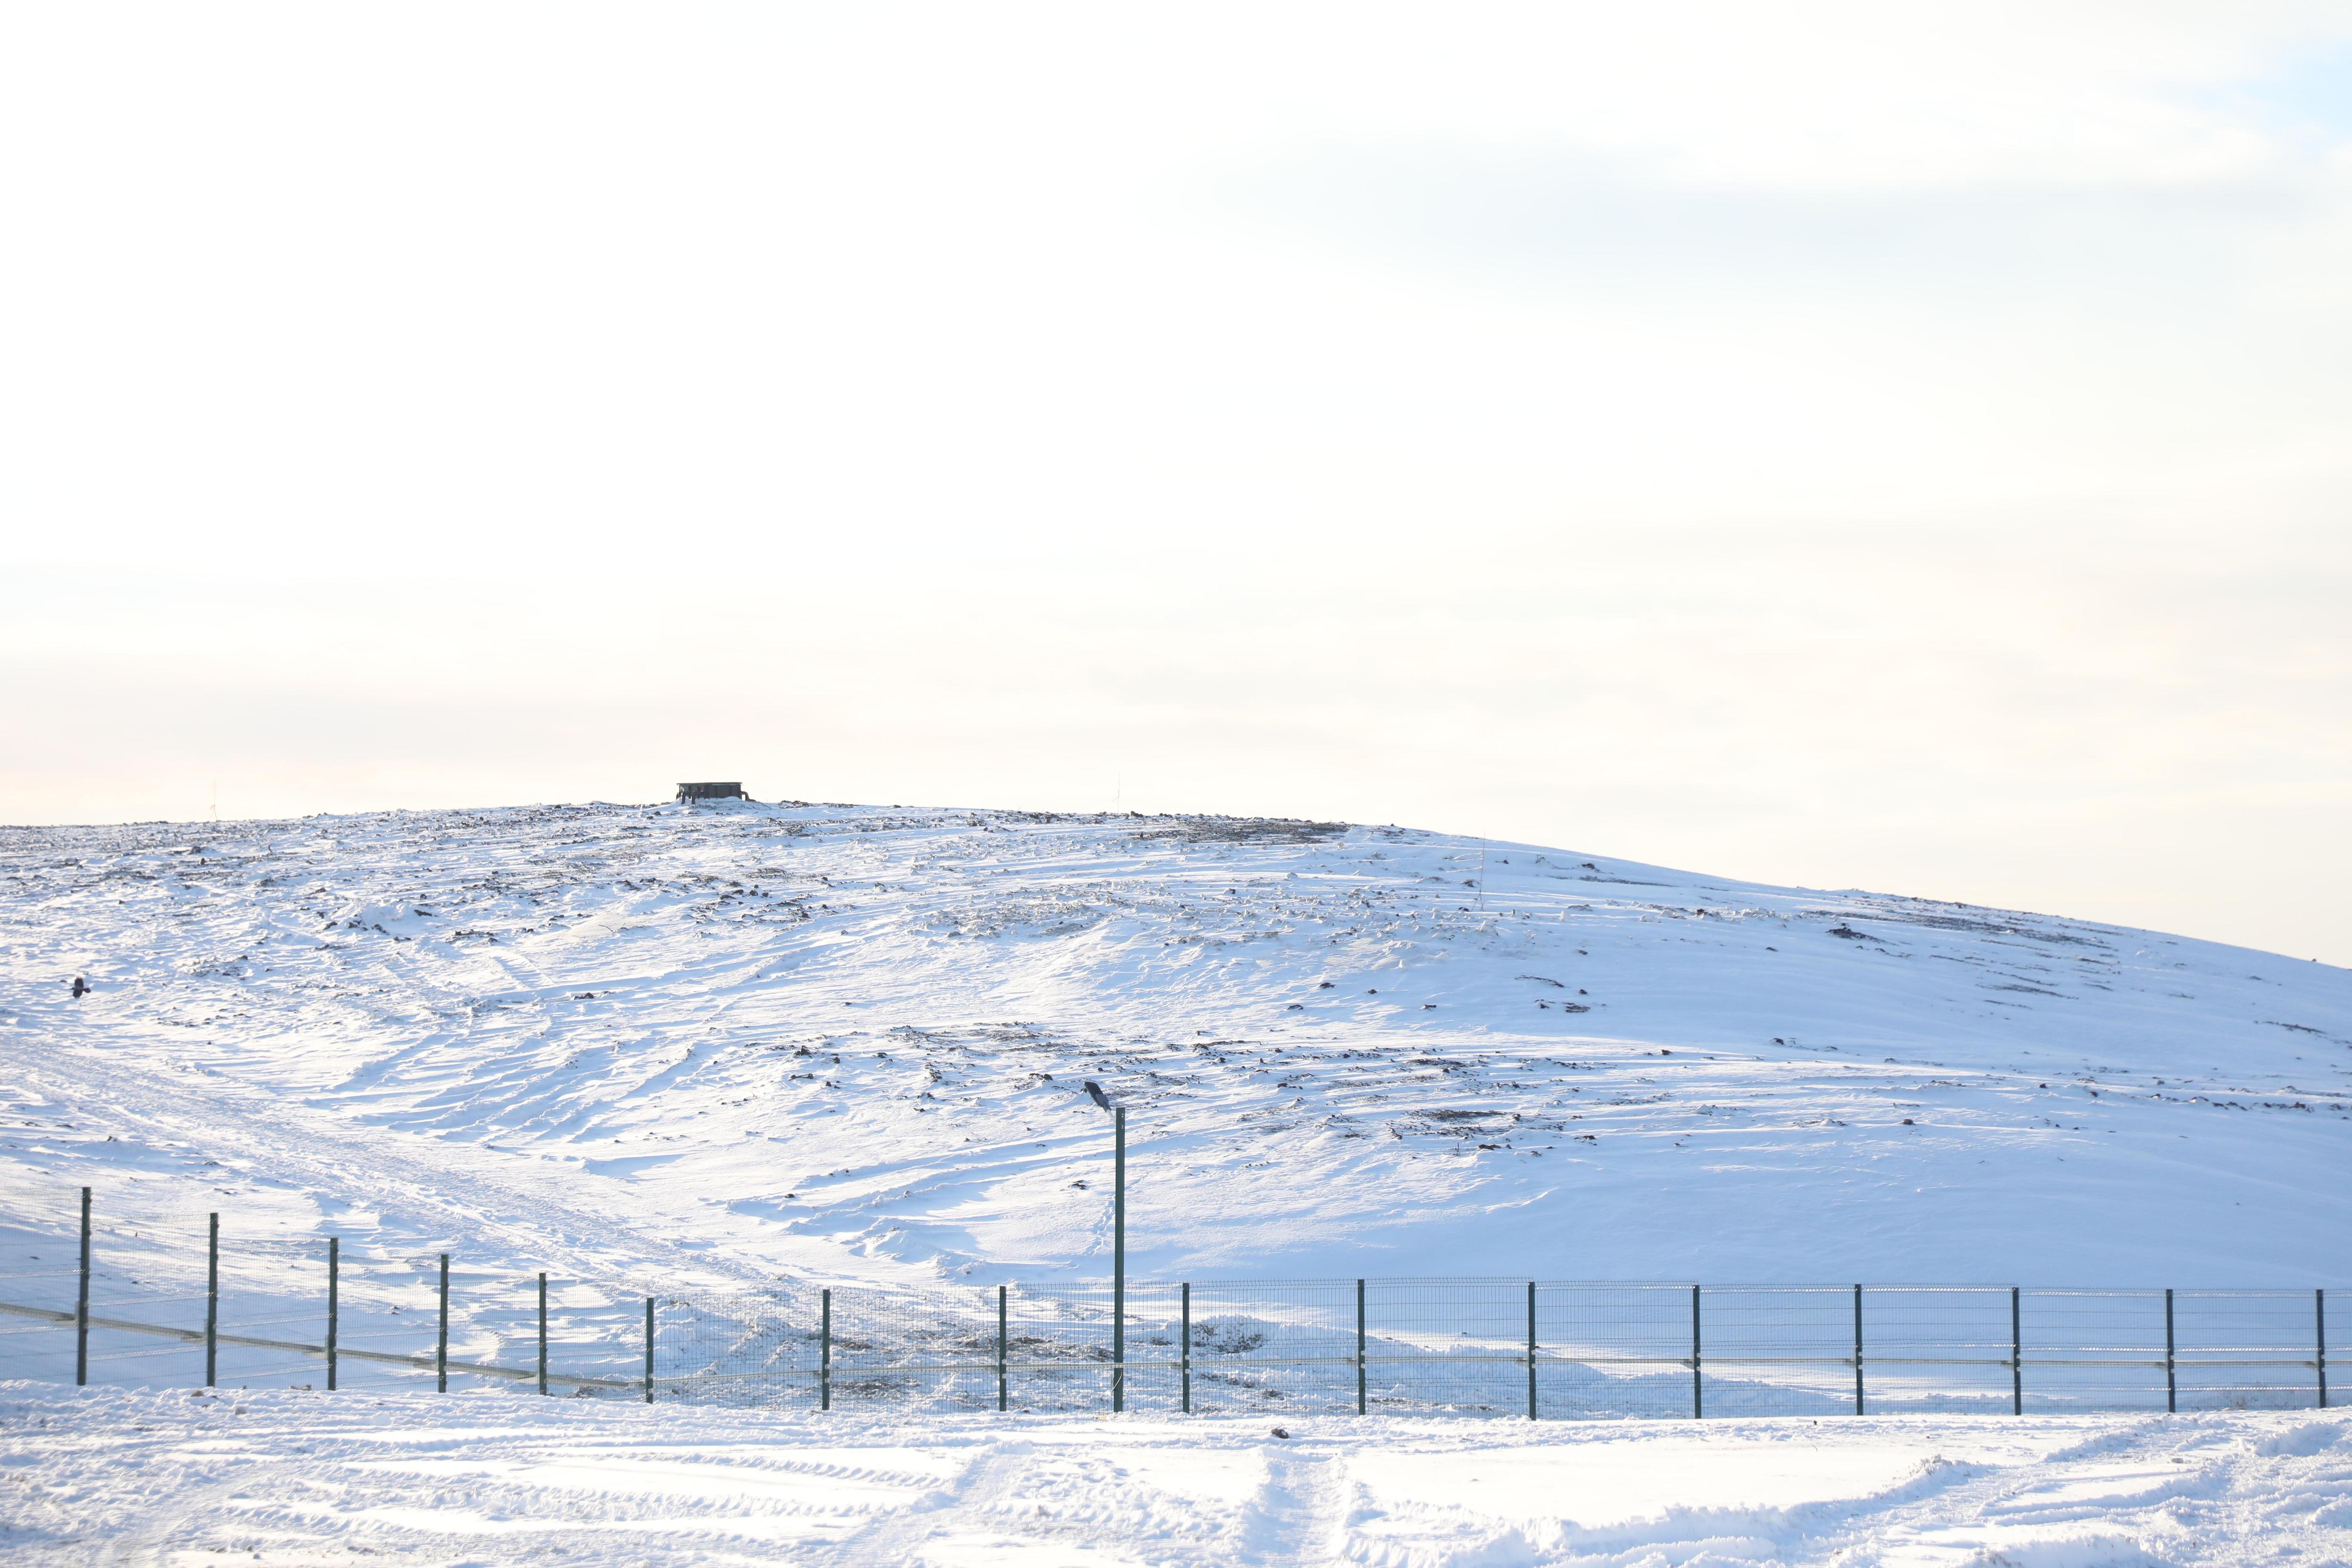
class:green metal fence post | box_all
[1180,1281,1191,1415]
[644,1297,655,1405]
[820,1289,832,1411]
[75,1187,90,1388]
[2011,1286,2023,1415]
[2320,1289,2328,1410]
[2164,1288,2177,1413]
[437,1254,449,1393]
[1357,1278,1367,1417]
[1690,1284,1702,1420]
[205,1213,218,1389]
[536,1273,548,1395]
[1852,1283,1864,1416]
[1112,1106,1126,1416]
[326,1237,339,1392]
[996,1285,1008,1413]
[1525,1281,1537,1421]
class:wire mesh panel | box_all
[2173,1291,2324,1411]
[1858,1288,2016,1414]
[1364,1278,1529,1416]
[216,1242,354,1390]
[1535,1284,1696,1420]
[659,1289,819,1407]
[1173,1279,1357,1415]
[826,1284,1003,1410]
[1696,1286,1854,1416]
[77,1229,213,1389]
[2021,1288,2170,1412]
[1000,1281,1119,1412]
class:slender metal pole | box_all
[437,1254,449,1393]
[1690,1284,1702,1420]
[205,1213,219,1389]
[2164,1288,2176,1414]
[536,1273,548,1395]
[2011,1286,2023,1416]
[75,1188,91,1388]
[1852,1283,1865,1416]
[2319,1289,2328,1410]
[644,1297,655,1405]
[1112,1106,1126,1416]
[820,1289,832,1411]
[326,1237,339,1392]
[1180,1281,1192,1415]
[997,1285,1008,1412]
[1357,1279,1368,1416]
[1525,1281,1538,1421]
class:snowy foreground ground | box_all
[5,1385,2350,1566]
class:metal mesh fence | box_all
[2,1197,2339,1420]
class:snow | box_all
[3,799,2344,1297]
[3,798,2349,1556]
[4,1385,2349,1564]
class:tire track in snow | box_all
[824,1440,1035,1566]
[1239,1442,1350,1565]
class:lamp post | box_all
[1083,1081,1127,1413]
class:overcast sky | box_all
[4,3,2348,963]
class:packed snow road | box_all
[3,1384,2347,1566]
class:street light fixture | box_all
[1081,1080,1127,1413]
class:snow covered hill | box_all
[3,799,2348,1297]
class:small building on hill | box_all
[675,782,749,802]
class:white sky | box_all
[4,2,2349,963]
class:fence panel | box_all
[2173,1290,2323,1411]
[1535,1283,1694,1420]
[1859,1287,2015,1415]
[660,1288,818,1407]
[1359,1278,1523,1416]
[1696,1286,1852,1416]
[2020,1288,2170,1412]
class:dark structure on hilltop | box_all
[675,782,749,802]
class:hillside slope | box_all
[3,800,2348,1294]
